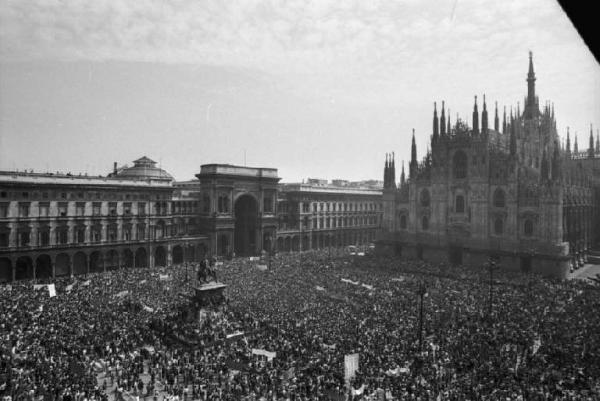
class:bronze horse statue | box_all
[198,259,218,283]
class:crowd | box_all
[1,249,599,400]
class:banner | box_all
[115,290,129,298]
[532,338,541,355]
[33,284,45,290]
[256,264,268,271]
[65,284,74,292]
[251,349,276,361]
[226,331,245,340]
[361,283,374,290]
[341,278,360,286]
[315,286,325,291]
[143,305,154,312]
[344,353,359,385]
[82,280,91,286]
[159,274,170,281]
[47,284,56,298]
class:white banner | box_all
[344,353,359,385]
[341,278,360,286]
[47,284,56,298]
[251,349,276,361]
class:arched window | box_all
[455,195,465,213]
[453,150,468,179]
[421,215,429,230]
[399,214,407,229]
[493,188,505,208]
[524,219,534,237]
[420,189,430,207]
[494,218,503,235]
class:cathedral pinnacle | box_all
[472,95,479,135]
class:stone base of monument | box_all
[190,282,228,313]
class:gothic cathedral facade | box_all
[378,53,600,278]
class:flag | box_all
[351,384,365,396]
[47,284,56,298]
[257,264,268,271]
[33,284,45,290]
[143,305,154,312]
[115,290,129,298]
[344,353,359,385]
[316,286,325,291]
[140,280,147,284]
[159,274,170,280]
[65,284,74,292]
[82,280,91,286]
[341,278,360,285]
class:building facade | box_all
[196,164,280,257]
[377,53,600,278]
[0,157,209,282]
[276,182,383,252]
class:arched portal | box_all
[302,235,309,250]
[106,250,119,271]
[15,256,33,280]
[135,248,148,268]
[89,251,103,273]
[35,254,53,280]
[73,252,87,275]
[292,236,299,251]
[154,246,167,267]
[173,245,184,264]
[122,249,134,268]
[0,258,12,283]
[55,253,70,277]
[234,195,258,256]
[284,237,291,252]
[277,237,284,252]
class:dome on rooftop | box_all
[109,156,173,182]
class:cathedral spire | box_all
[540,148,549,181]
[440,101,446,136]
[525,51,536,119]
[596,130,600,153]
[432,102,439,144]
[391,152,396,188]
[400,160,405,186]
[552,140,561,181]
[482,94,488,134]
[566,127,571,154]
[574,134,578,153]
[383,153,388,188]
[410,129,418,178]
[589,124,595,158]
[472,96,479,135]
[509,112,517,156]
[494,101,499,132]
[502,106,507,134]
[447,109,451,134]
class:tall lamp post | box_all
[417,280,427,351]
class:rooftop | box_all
[198,164,279,179]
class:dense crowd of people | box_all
[1,249,599,400]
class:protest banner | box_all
[251,349,276,361]
[48,284,56,298]
[344,353,359,385]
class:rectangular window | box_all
[38,202,50,217]
[76,202,86,216]
[76,227,86,243]
[137,225,146,240]
[19,231,30,247]
[123,227,131,241]
[58,202,68,217]
[108,225,117,241]
[138,202,146,216]
[92,202,102,216]
[58,228,68,244]
[0,203,8,218]
[123,202,132,216]
[0,232,8,247]
[109,202,117,216]
[264,196,273,213]
[18,203,30,217]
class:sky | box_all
[1,0,599,183]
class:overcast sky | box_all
[1,0,599,182]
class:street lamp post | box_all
[417,280,427,351]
